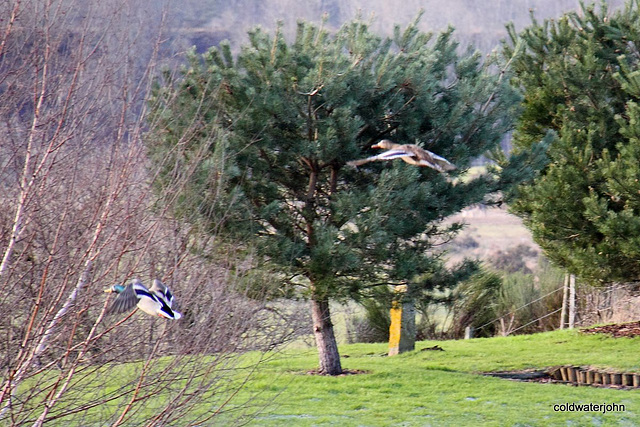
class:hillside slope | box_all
[169,0,625,53]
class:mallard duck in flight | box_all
[348,139,456,172]
[104,278,182,320]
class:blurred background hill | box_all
[165,0,624,54]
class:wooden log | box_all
[560,367,569,382]
[586,370,594,384]
[567,367,577,383]
[547,366,563,380]
[611,373,622,385]
[577,370,586,384]
[594,371,602,384]
[633,374,640,388]
[603,372,610,385]
[622,374,633,387]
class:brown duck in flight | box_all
[348,139,456,172]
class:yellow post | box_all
[388,299,403,356]
[388,285,415,356]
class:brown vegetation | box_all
[582,322,640,338]
[0,1,297,425]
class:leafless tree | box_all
[0,1,296,425]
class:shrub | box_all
[451,258,564,337]
[346,299,390,344]
[490,244,538,274]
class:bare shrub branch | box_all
[0,1,294,425]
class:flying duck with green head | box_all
[104,278,182,320]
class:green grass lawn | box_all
[238,329,640,426]
[23,329,640,426]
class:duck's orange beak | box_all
[371,143,382,149]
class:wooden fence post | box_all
[569,274,576,329]
[560,273,569,329]
[388,285,415,356]
[464,326,474,339]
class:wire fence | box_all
[475,285,565,335]
[473,281,640,337]
[508,307,563,335]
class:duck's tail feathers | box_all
[158,307,182,320]
[426,151,457,171]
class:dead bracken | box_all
[581,321,640,338]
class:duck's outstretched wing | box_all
[106,283,139,314]
[151,280,181,319]
[347,149,411,166]
[410,152,456,171]
[420,151,456,172]
[397,145,455,171]
[150,279,176,307]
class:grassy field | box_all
[236,329,639,426]
[24,329,640,425]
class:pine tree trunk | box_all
[310,295,342,375]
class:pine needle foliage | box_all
[505,0,640,283]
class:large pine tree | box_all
[505,1,640,283]
[148,17,518,374]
